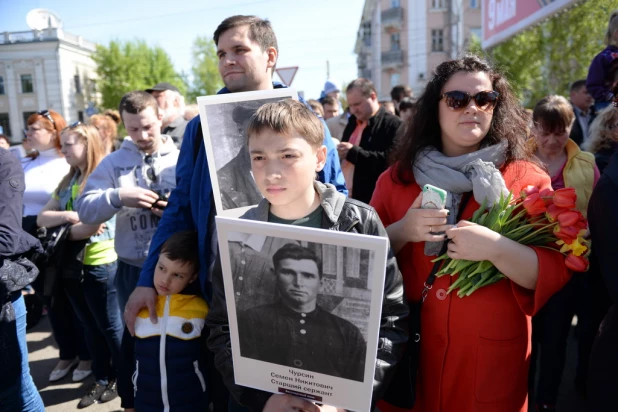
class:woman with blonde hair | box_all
[583,105,618,174]
[38,123,122,408]
[88,109,121,154]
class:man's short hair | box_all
[160,230,200,273]
[570,79,587,93]
[272,243,322,279]
[246,99,324,149]
[346,78,376,98]
[213,15,278,53]
[321,96,338,107]
[119,91,160,119]
[390,85,413,102]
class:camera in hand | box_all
[152,190,169,209]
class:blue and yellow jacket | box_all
[132,294,209,412]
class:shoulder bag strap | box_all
[421,192,473,302]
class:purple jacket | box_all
[587,45,618,102]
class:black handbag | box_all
[381,193,471,408]
[30,223,72,268]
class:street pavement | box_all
[26,316,121,412]
[26,313,588,412]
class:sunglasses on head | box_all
[439,90,500,112]
[37,110,56,126]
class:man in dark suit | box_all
[569,79,596,147]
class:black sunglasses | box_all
[440,90,500,112]
[144,154,157,182]
[37,110,56,126]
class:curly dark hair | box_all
[391,55,535,184]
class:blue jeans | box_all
[65,262,122,383]
[114,261,142,314]
[0,294,45,411]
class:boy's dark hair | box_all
[272,243,322,279]
[246,99,324,149]
[213,15,278,54]
[160,231,200,273]
[570,80,587,93]
[118,91,159,120]
[346,78,376,98]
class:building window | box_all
[0,77,4,95]
[391,33,401,51]
[390,73,401,89]
[21,75,33,93]
[78,111,84,122]
[0,113,11,138]
[432,29,444,52]
[391,0,401,7]
[431,0,445,9]
[362,22,371,47]
[470,0,479,8]
[74,74,82,94]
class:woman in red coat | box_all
[370,56,571,412]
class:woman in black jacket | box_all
[586,134,618,411]
[0,148,45,411]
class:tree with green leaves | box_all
[92,40,186,110]
[468,0,616,107]
[185,36,223,102]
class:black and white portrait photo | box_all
[197,89,297,217]
[236,242,368,382]
[215,217,389,411]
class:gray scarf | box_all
[413,141,509,255]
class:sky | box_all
[0,0,365,100]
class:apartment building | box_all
[355,0,481,100]
[0,27,97,142]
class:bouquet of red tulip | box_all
[433,186,590,297]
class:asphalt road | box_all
[26,316,121,412]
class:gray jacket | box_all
[206,181,408,411]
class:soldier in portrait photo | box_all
[237,243,367,382]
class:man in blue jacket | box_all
[123,14,346,412]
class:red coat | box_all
[370,161,571,412]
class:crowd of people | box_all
[1,9,618,412]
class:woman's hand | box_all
[445,220,501,262]
[386,192,452,253]
[446,220,539,289]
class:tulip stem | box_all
[517,221,558,244]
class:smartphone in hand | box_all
[421,184,447,209]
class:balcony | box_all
[381,50,404,68]
[382,7,403,31]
